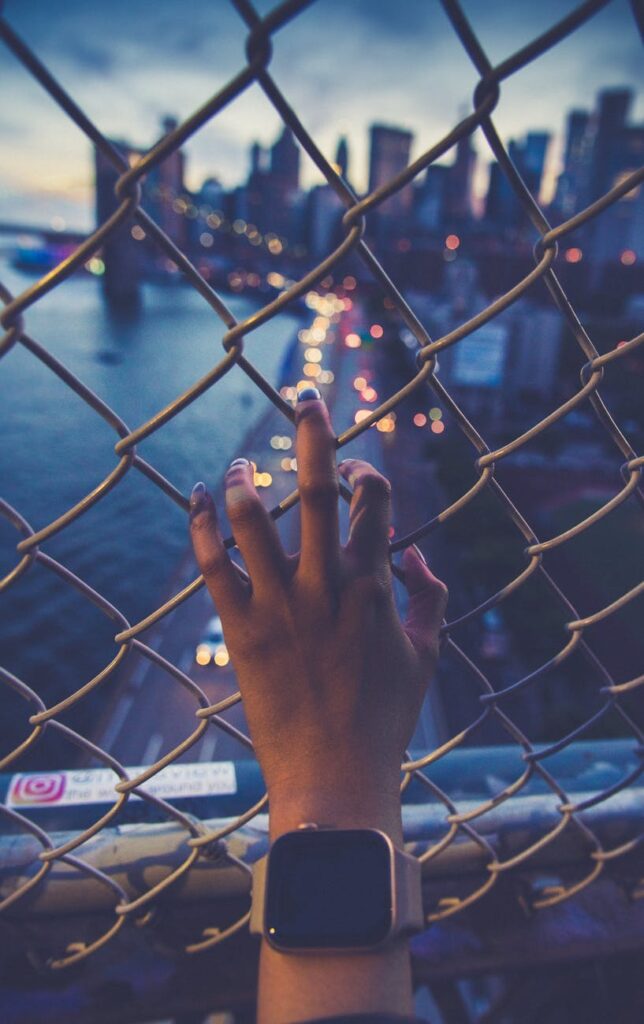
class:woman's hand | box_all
[190,388,447,1023]
[189,390,447,825]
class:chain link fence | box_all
[0,0,642,996]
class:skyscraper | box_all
[246,141,269,231]
[555,110,592,217]
[368,124,414,217]
[445,132,476,222]
[270,128,300,197]
[335,136,349,180]
[484,132,549,229]
[584,89,644,264]
[520,132,550,200]
[144,116,188,251]
[485,155,518,226]
[268,128,300,234]
[587,89,633,203]
[416,164,449,230]
[308,184,343,258]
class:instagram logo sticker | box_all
[9,773,67,806]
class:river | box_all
[0,256,299,760]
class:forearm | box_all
[257,787,414,1024]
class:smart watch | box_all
[250,824,424,952]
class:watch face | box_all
[264,829,393,950]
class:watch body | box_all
[250,826,423,953]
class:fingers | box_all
[337,459,391,574]
[189,481,248,617]
[224,458,289,593]
[402,546,448,671]
[294,388,340,582]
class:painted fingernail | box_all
[297,386,321,402]
[413,544,428,565]
[190,481,208,513]
[229,457,250,468]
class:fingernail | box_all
[413,544,427,565]
[297,386,321,402]
[229,457,250,468]
[190,481,208,513]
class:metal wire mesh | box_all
[0,0,642,973]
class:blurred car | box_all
[195,615,230,667]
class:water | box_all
[0,258,299,761]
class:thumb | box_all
[402,546,448,668]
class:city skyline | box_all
[1,0,642,230]
[86,80,641,311]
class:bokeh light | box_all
[214,646,230,667]
[195,644,211,666]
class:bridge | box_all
[0,220,88,245]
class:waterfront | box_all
[0,258,300,756]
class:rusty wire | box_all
[0,0,643,969]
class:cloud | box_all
[1,0,642,211]
[61,38,114,75]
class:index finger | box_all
[294,387,340,583]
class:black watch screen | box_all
[264,828,393,949]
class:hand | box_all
[189,390,448,823]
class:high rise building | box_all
[368,124,414,217]
[335,136,349,181]
[307,184,343,258]
[581,89,643,265]
[416,164,449,230]
[587,89,633,203]
[270,128,300,197]
[268,127,300,234]
[198,176,225,212]
[520,132,550,200]
[484,132,549,229]
[144,116,188,252]
[445,132,476,222]
[485,156,518,226]
[554,110,592,217]
[246,141,269,231]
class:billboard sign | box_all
[452,322,508,387]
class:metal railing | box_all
[0,0,642,984]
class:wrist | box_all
[267,783,404,847]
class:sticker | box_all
[7,762,237,807]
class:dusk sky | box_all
[1,0,642,230]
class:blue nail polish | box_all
[190,481,207,511]
[297,386,321,402]
[229,457,250,468]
